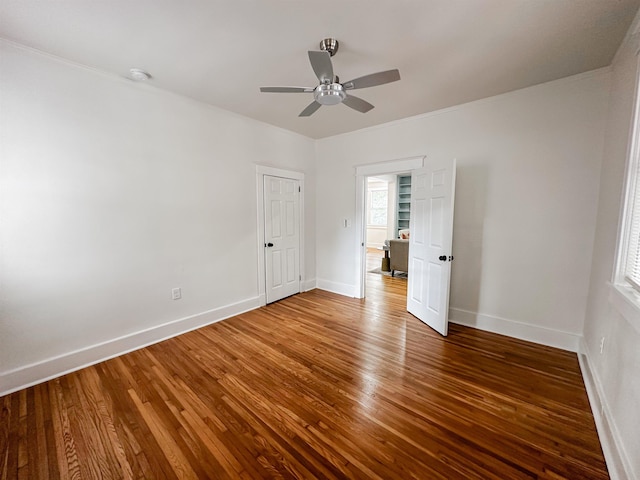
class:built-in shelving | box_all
[396,174,411,237]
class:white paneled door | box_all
[264,175,301,304]
[407,159,456,336]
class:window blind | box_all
[624,152,640,290]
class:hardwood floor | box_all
[1,257,608,479]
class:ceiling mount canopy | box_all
[319,38,338,57]
[260,38,401,117]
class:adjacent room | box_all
[2,1,640,478]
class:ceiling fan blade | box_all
[308,51,334,83]
[343,94,374,113]
[299,101,322,117]
[342,69,401,90]
[260,86,314,93]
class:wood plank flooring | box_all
[1,254,608,478]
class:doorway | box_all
[364,174,408,301]
[354,157,425,298]
[355,157,456,336]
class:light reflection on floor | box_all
[357,248,409,411]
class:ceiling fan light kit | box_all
[315,83,346,105]
[260,38,400,117]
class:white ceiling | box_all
[1,1,638,139]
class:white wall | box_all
[0,41,316,393]
[316,69,611,350]
[366,227,387,249]
[582,22,640,480]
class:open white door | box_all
[264,175,301,303]
[406,158,456,336]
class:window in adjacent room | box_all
[367,183,388,226]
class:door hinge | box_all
[299,275,302,281]
[298,186,301,192]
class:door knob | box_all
[265,242,274,247]
[438,255,447,261]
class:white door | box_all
[264,175,301,303]
[406,158,456,336]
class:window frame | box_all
[612,48,640,327]
[617,69,640,290]
[621,153,640,291]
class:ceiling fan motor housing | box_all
[314,83,346,105]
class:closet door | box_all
[264,175,301,303]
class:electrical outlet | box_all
[599,337,605,354]
[172,288,182,300]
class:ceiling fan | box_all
[260,38,401,117]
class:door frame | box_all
[256,165,305,306]
[354,156,425,298]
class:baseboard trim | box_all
[578,339,635,480]
[316,278,357,297]
[0,296,261,396]
[449,307,581,352]
[302,278,317,292]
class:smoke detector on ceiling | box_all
[129,69,151,81]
